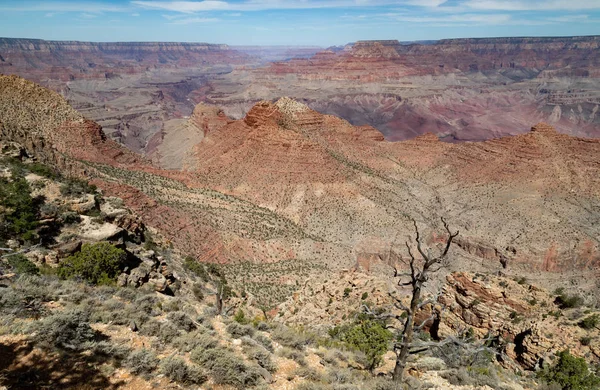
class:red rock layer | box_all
[0,38,250,83]
[2,76,600,277]
[263,36,600,81]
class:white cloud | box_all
[132,12,141,16]
[167,16,220,24]
[132,0,448,13]
[463,0,600,11]
[0,1,128,13]
[384,12,514,24]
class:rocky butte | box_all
[1,75,599,303]
[204,36,600,143]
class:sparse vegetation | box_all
[59,177,97,197]
[125,349,159,378]
[579,314,599,330]
[555,291,584,309]
[329,316,392,371]
[57,242,126,285]
[191,345,263,388]
[159,355,206,384]
[538,350,600,390]
[33,308,96,350]
[6,253,39,275]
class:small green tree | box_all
[539,350,600,390]
[7,254,39,275]
[578,314,599,330]
[331,317,393,372]
[58,242,125,284]
[0,174,39,241]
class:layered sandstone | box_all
[1,77,600,303]
[0,38,249,82]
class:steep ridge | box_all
[1,76,600,303]
[0,38,249,83]
[0,75,142,173]
[182,98,600,280]
[0,38,253,153]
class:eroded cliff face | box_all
[0,38,248,82]
[2,76,600,305]
[205,36,600,143]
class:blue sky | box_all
[0,0,598,46]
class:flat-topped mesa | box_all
[0,38,232,53]
[350,40,402,59]
[437,35,600,46]
[0,38,250,83]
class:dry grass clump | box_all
[159,355,206,385]
[191,345,265,388]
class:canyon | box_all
[1,36,599,161]
[2,30,600,390]
[1,74,600,308]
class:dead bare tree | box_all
[365,217,459,382]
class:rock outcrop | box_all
[2,77,600,306]
[438,272,597,370]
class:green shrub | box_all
[538,350,600,390]
[125,349,159,377]
[253,333,274,352]
[555,293,584,309]
[277,347,307,366]
[167,311,196,332]
[160,355,206,384]
[184,257,208,281]
[580,337,592,346]
[329,318,392,371]
[87,340,131,361]
[33,308,96,350]
[246,346,276,373]
[195,333,219,349]
[0,174,39,241]
[361,292,369,300]
[191,282,204,301]
[343,287,352,297]
[226,321,255,338]
[27,162,56,179]
[271,325,312,350]
[578,314,599,330]
[234,308,249,324]
[60,211,81,225]
[7,254,39,275]
[516,277,527,285]
[59,178,97,197]
[191,346,263,388]
[58,242,125,284]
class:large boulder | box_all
[69,194,97,214]
[77,216,124,242]
[55,240,82,259]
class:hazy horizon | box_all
[0,0,598,46]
